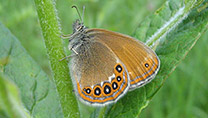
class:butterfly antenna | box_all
[82,6,85,24]
[72,5,83,23]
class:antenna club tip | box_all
[71,5,85,23]
[72,5,77,8]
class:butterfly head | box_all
[68,19,88,51]
[72,19,86,33]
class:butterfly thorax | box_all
[68,19,89,51]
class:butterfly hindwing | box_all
[70,40,130,106]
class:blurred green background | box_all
[0,0,207,118]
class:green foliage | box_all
[141,32,208,117]
[0,73,31,118]
[0,0,207,118]
[0,23,63,118]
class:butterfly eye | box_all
[104,85,112,95]
[112,82,118,90]
[116,65,123,73]
[94,87,101,96]
[85,88,91,94]
[144,63,149,68]
[83,87,92,95]
[116,76,122,82]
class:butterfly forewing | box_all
[86,29,160,90]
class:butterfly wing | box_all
[86,29,160,90]
[70,39,130,106]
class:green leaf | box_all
[0,23,64,118]
[0,72,31,118]
[104,0,208,117]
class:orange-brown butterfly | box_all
[61,6,160,106]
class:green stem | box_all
[98,106,107,118]
[34,0,80,117]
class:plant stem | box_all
[34,0,80,117]
[98,106,107,118]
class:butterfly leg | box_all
[60,34,71,39]
[59,48,79,61]
[59,55,72,61]
[71,48,78,55]
[59,54,77,61]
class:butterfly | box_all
[61,6,160,106]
